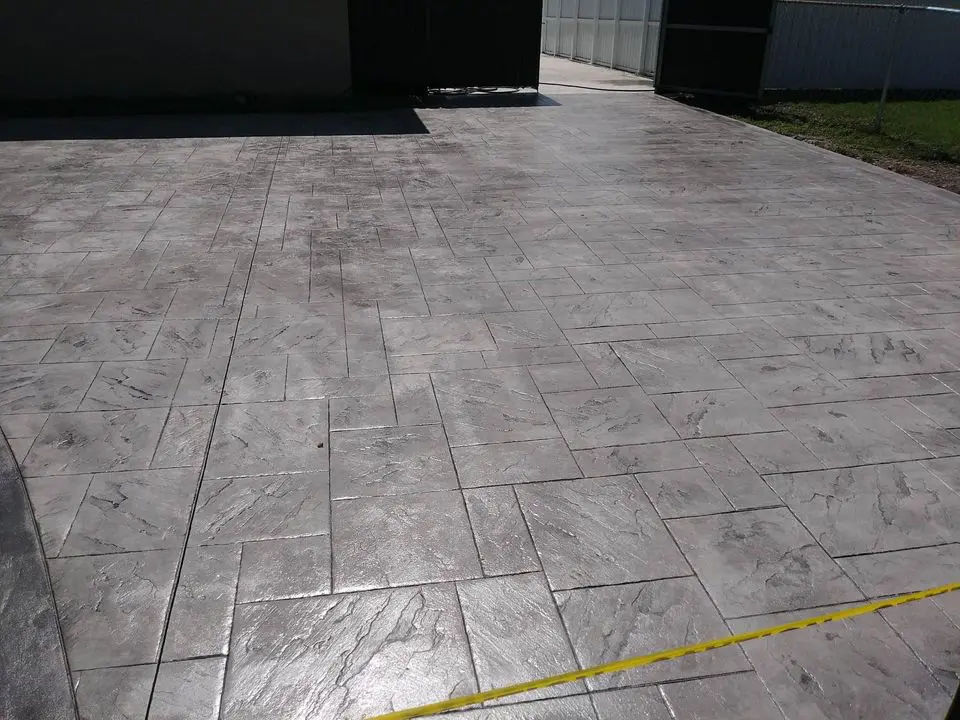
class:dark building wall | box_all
[0,0,351,102]
[348,0,542,94]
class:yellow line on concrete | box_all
[367,581,960,720]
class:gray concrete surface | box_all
[538,55,654,93]
[1,56,959,719]
[0,431,75,720]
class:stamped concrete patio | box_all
[1,57,959,719]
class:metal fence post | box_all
[874,5,906,132]
[553,0,562,56]
[759,0,781,95]
[542,0,548,52]
[610,0,622,68]
[591,0,601,63]
[637,0,652,74]
[572,0,581,59]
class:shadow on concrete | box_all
[0,430,76,720]
[0,108,430,141]
[423,91,560,108]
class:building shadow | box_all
[0,107,430,141]
[423,91,560,108]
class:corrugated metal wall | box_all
[542,0,960,92]
[765,1,960,90]
[541,0,661,75]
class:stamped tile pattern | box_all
[612,338,740,394]
[544,386,678,449]
[557,577,751,689]
[652,389,783,439]
[49,550,179,670]
[879,591,960,691]
[205,401,329,478]
[463,487,541,576]
[729,610,952,720]
[767,462,960,555]
[669,508,864,617]
[433,368,560,446]
[636,467,733,518]
[149,658,227,720]
[330,425,456,498]
[80,359,186,410]
[222,585,477,720]
[3,59,960,718]
[772,401,937,466]
[332,491,482,592]
[190,472,330,545]
[236,535,331,602]
[515,476,689,590]
[23,408,169,476]
[592,673,784,720]
[61,467,199,555]
[163,545,241,661]
[74,666,154,720]
[684,437,780,509]
[24,473,94,557]
[458,573,583,700]
[452,438,580,487]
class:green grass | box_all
[733,99,960,192]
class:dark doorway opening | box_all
[348,0,543,96]
[655,0,776,100]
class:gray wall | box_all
[0,0,352,102]
[541,0,960,93]
[542,0,662,76]
[765,1,960,91]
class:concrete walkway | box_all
[538,55,654,93]
[1,57,959,719]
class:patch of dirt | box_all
[795,136,960,195]
[872,157,960,195]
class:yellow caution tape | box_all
[367,580,960,720]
